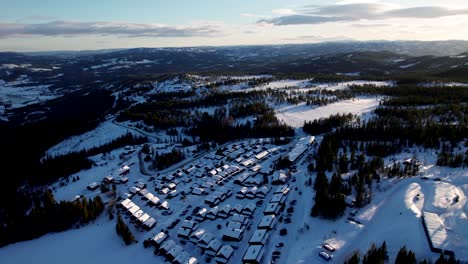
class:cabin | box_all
[205,195,220,207]
[206,206,220,220]
[206,239,222,257]
[118,165,130,175]
[117,177,129,184]
[118,198,131,209]
[255,151,269,161]
[152,232,167,247]
[236,187,248,199]
[322,243,336,252]
[149,196,161,206]
[218,204,232,219]
[192,187,206,196]
[231,204,244,215]
[269,193,286,205]
[103,176,114,184]
[256,187,268,199]
[129,186,140,195]
[222,227,244,242]
[319,251,332,261]
[257,215,277,230]
[87,182,99,191]
[168,182,177,189]
[215,245,234,264]
[243,245,265,264]
[231,214,249,226]
[245,187,258,199]
[234,173,251,185]
[178,222,195,239]
[272,171,288,185]
[143,217,156,230]
[250,164,262,173]
[199,232,215,249]
[183,257,198,264]
[160,239,176,255]
[274,185,289,195]
[264,202,281,215]
[167,190,179,199]
[194,208,208,222]
[242,203,256,216]
[127,206,140,216]
[189,228,207,244]
[160,201,170,210]
[137,213,151,224]
[167,244,184,261]
[173,251,190,264]
[248,229,269,245]
[160,187,170,195]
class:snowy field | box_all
[0,76,61,109]
[45,121,137,157]
[275,97,381,127]
[0,217,156,264]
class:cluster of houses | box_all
[287,136,314,163]
[239,184,291,264]
[151,232,199,264]
[118,198,156,230]
[236,186,269,200]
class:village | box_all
[72,135,333,264]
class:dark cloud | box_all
[0,20,221,38]
[260,4,468,26]
[258,15,351,26]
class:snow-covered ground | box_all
[275,97,381,127]
[45,121,137,157]
[0,75,61,109]
[0,217,156,264]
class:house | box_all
[127,205,140,216]
[167,190,179,199]
[118,165,130,175]
[160,240,176,255]
[178,227,192,239]
[194,208,208,222]
[167,244,184,261]
[189,228,206,244]
[272,171,288,185]
[87,182,99,191]
[198,232,215,249]
[168,182,177,189]
[245,187,258,199]
[129,186,140,195]
[319,251,332,261]
[143,217,156,230]
[205,195,220,207]
[218,204,232,219]
[248,230,269,245]
[136,182,146,189]
[222,227,244,242]
[234,173,251,185]
[231,214,249,226]
[244,177,262,187]
[173,251,190,264]
[206,239,222,257]
[255,151,269,161]
[206,206,220,220]
[250,165,262,172]
[117,176,129,184]
[231,204,244,215]
[149,196,161,206]
[215,245,234,264]
[137,213,151,224]
[323,243,336,252]
[236,187,248,199]
[183,257,198,264]
[256,187,269,199]
[118,198,131,209]
[243,245,265,264]
[242,203,256,216]
[131,209,144,221]
[103,176,114,184]
[192,187,206,196]
[181,220,198,230]
[257,215,277,230]
[241,159,255,167]
[273,185,289,195]
[160,201,170,210]
[151,232,167,247]
[263,202,281,215]
[160,187,170,195]
[269,193,286,205]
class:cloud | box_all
[258,15,351,26]
[260,3,468,26]
[0,20,222,38]
[272,9,297,15]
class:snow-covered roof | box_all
[249,230,269,245]
[216,245,234,259]
[138,213,150,223]
[168,244,183,258]
[161,239,176,252]
[199,232,215,245]
[207,239,222,252]
[152,232,167,245]
[181,220,197,230]
[423,211,447,249]
[258,215,276,229]
[183,257,198,264]
[243,245,265,262]
[255,151,269,160]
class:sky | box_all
[1,0,468,51]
